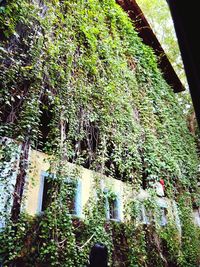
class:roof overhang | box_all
[116,0,185,93]
[167,0,200,127]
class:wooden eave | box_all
[116,0,185,93]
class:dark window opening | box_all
[109,198,118,220]
[104,190,120,221]
[142,171,148,190]
[141,156,148,190]
[41,176,54,211]
[104,142,127,181]
[104,142,138,182]
[37,102,54,151]
[41,174,78,216]
[69,121,100,170]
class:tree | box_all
[136,0,198,135]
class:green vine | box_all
[0,0,200,266]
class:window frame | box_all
[38,171,82,217]
[104,189,122,222]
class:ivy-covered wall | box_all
[0,0,200,266]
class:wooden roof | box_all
[116,0,185,93]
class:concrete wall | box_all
[24,149,50,215]
[25,148,130,220]
[0,140,197,234]
[24,148,182,230]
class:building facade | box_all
[0,0,200,266]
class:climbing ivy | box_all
[1,0,199,186]
[0,0,200,266]
[178,194,200,267]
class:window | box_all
[38,172,82,217]
[157,198,168,226]
[68,179,82,217]
[138,204,150,225]
[40,173,54,212]
[159,207,167,226]
[108,198,118,220]
[104,189,121,221]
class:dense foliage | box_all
[1,0,199,186]
[0,0,200,266]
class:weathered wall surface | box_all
[25,148,127,220]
